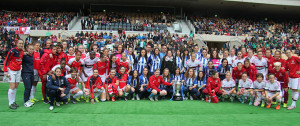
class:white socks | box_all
[124,92,129,97]
[291,91,299,107]
[8,89,14,105]
[13,88,17,103]
[73,91,83,99]
[101,99,106,102]
[30,86,37,100]
[95,92,101,98]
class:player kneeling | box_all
[117,66,131,101]
[221,71,236,102]
[66,68,84,104]
[84,69,106,104]
[237,73,255,105]
[46,67,70,111]
[264,74,281,110]
[105,69,119,102]
[253,73,267,107]
[146,69,173,101]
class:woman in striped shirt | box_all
[136,49,148,75]
[175,49,184,74]
[127,47,135,75]
[148,48,161,76]
[183,68,198,100]
[127,70,140,100]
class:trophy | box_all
[170,80,184,101]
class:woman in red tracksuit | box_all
[39,45,57,104]
[3,39,24,109]
[269,62,289,108]
[243,59,257,82]
[84,69,105,104]
[232,62,246,87]
[105,68,119,102]
[202,70,222,103]
[146,69,172,101]
[55,43,68,65]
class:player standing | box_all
[30,42,41,103]
[285,50,300,110]
[253,51,268,79]
[93,54,109,82]
[39,45,57,104]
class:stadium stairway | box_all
[180,20,192,34]
[70,16,86,30]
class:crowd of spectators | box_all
[0,10,75,30]
[82,12,175,31]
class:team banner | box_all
[2,26,31,34]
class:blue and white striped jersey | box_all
[139,74,148,86]
[148,54,161,73]
[136,56,147,75]
[127,76,138,87]
[175,56,183,71]
[127,54,135,71]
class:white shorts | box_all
[255,91,264,102]
[288,78,300,90]
[118,86,125,92]
[34,69,39,82]
[242,92,251,97]
[268,91,281,98]
[84,88,105,94]
[99,74,107,83]
[70,87,80,94]
[7,68,21,83]
[223,89,232,95]
[80,74,89,82]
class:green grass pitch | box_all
[0,83,299,126]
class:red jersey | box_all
[269,68,289,88]
[271,58,286,69]
[3,47,24,72]
[85,75,103,99]
[243,65,257,81]
[117,73,128,89]
[68,58,84,72]
[117,59,130,73]
[39,52,57,75]
[81,53,87,59]
[286,56,300,78]
[232,67,246,80]
[56,52,68,65]
[105,75,118,86]
[263,55,274,64]
[67,53,75,59]
[33,51,40,70]
[65,74,80,90]
[147,75,171,92]
[206,76,221,93]
[93,60,109,75]
[242,53,248,58]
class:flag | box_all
[19,27,30,34]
